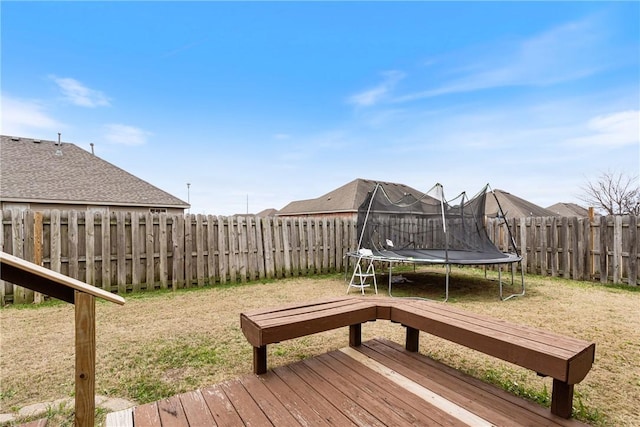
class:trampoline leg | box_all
[444,264,450,303]
[501,261,526,301]
[388,262,393,297]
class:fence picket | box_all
[159,214,168,289]
[599,216,608,283]
[281,218,292,277]
[273,217,283,278]
[228,216,238,283]
[550,217,558,277]
[116,212,127,294]
[101,212,111,291]
[184,214,193,287]
[290,218,300,277]
[86,213,95,286]
[196,214,205,287]
[613,216,623,284]
[144,213,154,290]
[207,215,217,284]
[629,215,638,286]
[261,217,274,279]
[255,216,266,279]
[237,217,248,282]
[217,216,228,284]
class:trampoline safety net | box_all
[355,183,520,265]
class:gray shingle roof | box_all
[546,202,591,217]
[1,135,189,208]
[486,189,555,218]
[277,178,426,215]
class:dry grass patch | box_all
[1,269,638,426]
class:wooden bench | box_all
[240,296,595,420]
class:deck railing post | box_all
[75,291,96,427]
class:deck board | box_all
[107,338,589,427]
[179,390,217,426]
[200,384,243,426]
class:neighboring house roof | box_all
[0,135,189,209]
[486,189,555,218]
[278,179,557,219]
[547,202,591,217]
[256,208,278,217]
[277,178,427,216]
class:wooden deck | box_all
[107,338,587,427]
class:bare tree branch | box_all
[580,171,640,215]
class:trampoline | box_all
[346,182,524,301]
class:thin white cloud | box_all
[103,124,151,146]
[273,133,291,140]
[348,70,405,107]
[0,94,64,136]
[395,16,614,102]
[51,76,111,107]
[565,110,639,147]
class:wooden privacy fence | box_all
[1,210,637,304]
[1,210,358,305]
[487,215,638,286]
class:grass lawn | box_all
[1,266,639,426]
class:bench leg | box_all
[253,345,267,375]
[551,379,574,419]
[349,324,362,347]
[405,326,419,352]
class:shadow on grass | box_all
[374,267,527,302]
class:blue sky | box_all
[2,1,639,215]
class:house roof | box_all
[277,178,427,216]
[256,208,278,217]
[278,178,557,219]
[1,135,189,208]
[486,189,555,218]
[547,202,591,217]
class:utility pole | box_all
[187,183,191,214]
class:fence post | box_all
[589,208,595,278]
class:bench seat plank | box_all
[391,301,595,383]
[241,299,377,347]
